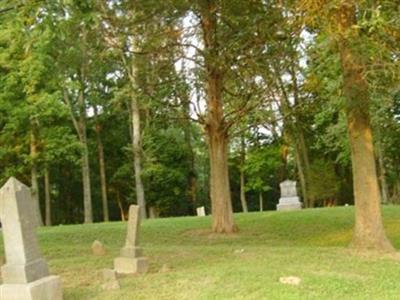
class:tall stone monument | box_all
[0,177,62,300]
[114,205,148,274]
[276,180,302,211]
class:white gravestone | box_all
[276,180,302,211]
[196,206,206,217]
[0,177,62,300]
[114,205,148,274]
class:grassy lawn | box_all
[1,206,400,299]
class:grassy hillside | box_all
[2,206,400,299]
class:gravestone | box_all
[276,180,302,211]
[91,240,106,256]
[0,177,62,300]
[114,205,148,274]
[196,206,206,217]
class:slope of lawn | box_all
[1,206,400,300]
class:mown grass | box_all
[1,206,400,299]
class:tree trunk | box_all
[392,179,400,204]
[30,123,43,227]
[336,1,393,251]
[131,94,147,219]
[44,166,51,226]
[78,91,93,224]
[294,142,309,208]
[208,129,236,233]
[149,206,159,219]
[201,0,236,233]
[298,129,311,207]
[182,95,197,208]
[376,143,389,204]
[240,135,248,213]
[116,191,126,222]
[259,192,263,212]
[94,107,109,222]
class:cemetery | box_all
[1,1,400,299]
[1,178,400,299]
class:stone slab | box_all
[277,202,302,211]
[280,180,298,197]
[114,257,148,274]
[277,197,301,205]
[0,275,62,300]
[1,259,49,284]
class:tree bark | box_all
[94,107,109,222]
[240,135,248,213]
[131,93,147,219]
[200,1,236,233]
[294,142,308,207]
[149,206,159,219]
[208,128,236,232]
[336,1,393,251]
[116,191,126,221]
[376,142,389,204]
[30,122,43,227]
[78,90,93,224]
[182,94,197,208]
[259,192,263,212]
[44,166,51,226]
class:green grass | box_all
[2,206,400,299]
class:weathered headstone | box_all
[276,180,302,211]
[114,205,148,274]
[91,240,106,256]
[196,206,206,217]
[0,177,62,300]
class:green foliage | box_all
[244,142,283,193]
[308,159,339,204]
[143,127,193,216]
[0,0,399,223]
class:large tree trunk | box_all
[30,123,43,227]
[201,1,236,233]
[240,135,248,213]
[336,1,393,251]
[94,107,109,222]
[131,94,147,219]
[208,128,236,233]
[44,166,51,226]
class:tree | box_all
[301,0,397,251]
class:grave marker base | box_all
[0,275,62,300]
[114,257,148,274]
